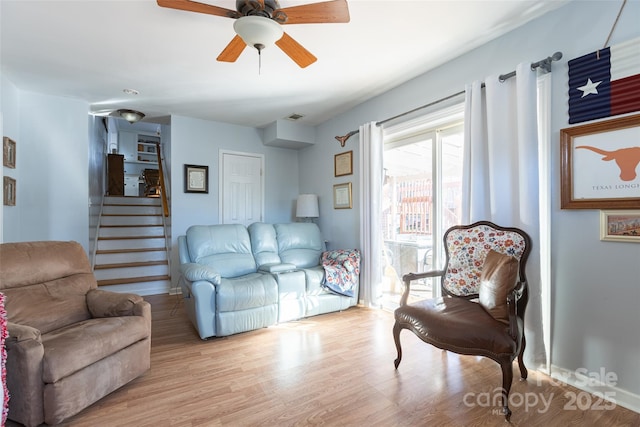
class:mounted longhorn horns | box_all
[335,130,359,147]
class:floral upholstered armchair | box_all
[393,221,531,421]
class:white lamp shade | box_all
[296,194,319,218]
[233,16,284,50]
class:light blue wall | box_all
[1,80,89,249]
[1,76,20,244]
[301,0,640,402]
[168,115,300,288]
[1,0,638,409]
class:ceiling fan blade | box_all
[275,32,317,68]
[279,0,350,24]
[217,35,247,63]
[156,0,238,18]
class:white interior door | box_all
[219,150,264,226]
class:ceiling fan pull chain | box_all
[258,48,262,75]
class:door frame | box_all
[218,149,265,225]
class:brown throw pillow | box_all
[478,249,519,324]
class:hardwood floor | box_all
[31,294,639,426]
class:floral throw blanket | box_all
[321,249,361,297]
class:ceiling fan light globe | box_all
[233,16,283,50]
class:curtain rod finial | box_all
[334,130,358,147]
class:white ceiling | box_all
[1,0,569,128]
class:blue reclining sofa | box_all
[178,222,359,339]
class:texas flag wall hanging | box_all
[568,37,640,124]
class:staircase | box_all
[93,196,171,295]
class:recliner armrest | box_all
[7,321,41,344]
[87,289,145,318]
[6,322,46,427]
[180,262,221,284]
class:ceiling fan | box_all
[156,0,350,68]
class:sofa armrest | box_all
[258,263,297,273]
[86,289,145,318]
[6,322,46,427]
[181,262,221,284]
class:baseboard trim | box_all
[549,365,640,414]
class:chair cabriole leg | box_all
[500,359,514,421]
[518,335,528,380]
[393,322,403,369]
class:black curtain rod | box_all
[334,51,563,147]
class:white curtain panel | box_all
[462,62,540,228]
[462,62,548,368]
[358,122,383,308]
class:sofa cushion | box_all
[186,225,257,278]
[41,316,149,383]
[0,241,94,290]
[4,276,95,335]
[478,250,519,324]
[395,297,517,355]
[248,222,281,266]
[274,223,323,268]
[217,273,278,312]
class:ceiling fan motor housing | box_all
[236,0,287,23]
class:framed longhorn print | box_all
[560,114,640,209]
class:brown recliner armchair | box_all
[393,221,531,421]
[0,241,151,426]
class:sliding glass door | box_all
[381,116,463,310]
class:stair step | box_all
[93,264,169,281]
[95,247,168,264]
[97,275,171,287]
[104,203,161,208]
[100,224,161,228]
[98,235,165,240]
[96,247,166,254]
[102,205,162,215]
[98,225,165,238]
[97,237,167,251]
[101,213,162,216]
[94,260,168,270]
[103,196,161,206]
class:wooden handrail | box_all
[155,142,169,217]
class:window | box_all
[380,105,464,308]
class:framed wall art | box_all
[184,164,209,193]
[334,150,353,177]
[3,137,16,169]
[333,182,352,209]
[560,114,640,209]
[600,210,640,243]
[3,176,15,206]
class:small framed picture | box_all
[334,150,353,177]
[184,164,209,193]
[600,210,640,243]
[3,137,16,168]
[3,176,16,206]
[333,182,352,209]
